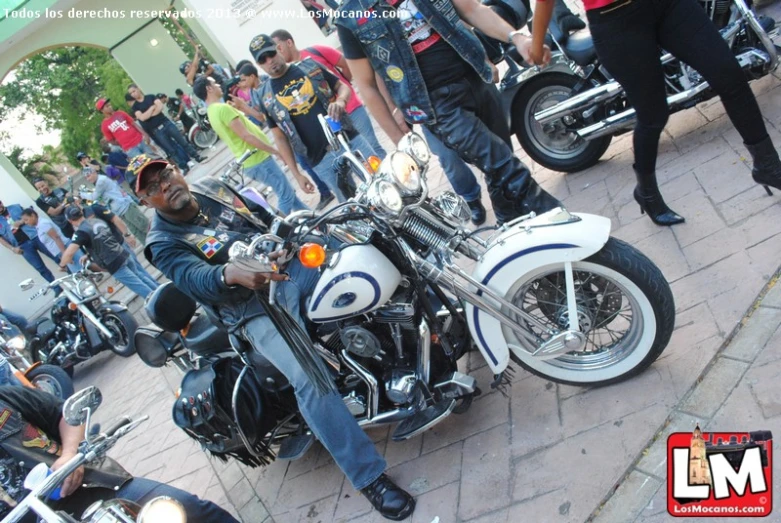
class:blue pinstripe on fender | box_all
[473,244,578,366]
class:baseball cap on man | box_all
[249,34,277,61]
[65,206,83,221]
[76,152,88,161]
[95,98,110,111]
[128,154,169,194]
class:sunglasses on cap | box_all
[257,50,278,64]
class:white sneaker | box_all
[187,160,196,168]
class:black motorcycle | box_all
[481,0,779,172]
[19,266,138,376]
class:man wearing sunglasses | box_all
[133,155,415,521]
[241,34,377,203]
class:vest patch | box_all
[198,237,224,259]
[0,410,10,431]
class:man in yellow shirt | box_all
[193,76,313,214]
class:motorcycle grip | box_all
[104,416,132,437]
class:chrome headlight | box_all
[368,180,404,215]
[380,152,421,194]
[432,191,471,226]
[397,132,431,168]
[5,335,25,351]
[138,496,186,523]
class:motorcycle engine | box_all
[0,450,26,518]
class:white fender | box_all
[188,125,200,144]
[466,209,612,373]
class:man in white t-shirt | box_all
[20,209,82,273]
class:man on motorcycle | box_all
[335,0,559,224]
[134,155,416,521]
[0,385,238,522]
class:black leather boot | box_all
[633,167,685,226]
[490,182,561,225]
[361,474,415,521]
[467,198,487,225]
[745,136,781,195]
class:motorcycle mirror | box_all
[63,386,103,427]
[19,279,35,291]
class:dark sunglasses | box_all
[141,167,176,198]
[257,50,278,64]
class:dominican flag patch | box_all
[197,237,223,259]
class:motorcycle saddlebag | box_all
[172,358,277,467]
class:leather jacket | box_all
[336,0,493,124]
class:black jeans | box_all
[425,74,557,223]
[587,0,768,175]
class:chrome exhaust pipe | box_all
[341,349,379,421]
[577,81,712,141]
[534,81,624,126]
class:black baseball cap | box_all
[249,34,277,61]
[65,206,83,221]
[76,152,88,160]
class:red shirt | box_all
[101,111,143,151]
[582,0,617,10]
[300,45,363,114]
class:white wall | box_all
[181,0,340,66]
[0,157,58,320]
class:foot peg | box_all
[277,433,315,460]
[391,399,456,441]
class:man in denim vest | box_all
[241,34,377,202]
[336,0,559,224]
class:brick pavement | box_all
[71,42,781,523]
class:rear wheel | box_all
[102,311,138,357]
[514,72,612,173]
[504,237,675,386]
[193,128,218,149]
[26,364,74,399]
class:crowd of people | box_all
[4,0,781,521]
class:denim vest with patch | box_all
[336,0,493,124]
[258,58,355,162]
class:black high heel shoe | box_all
[633,167,685,226]
[745,137,781,196]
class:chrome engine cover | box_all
[340,326,383,359]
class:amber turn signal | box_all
[107,286,114,294]
[68,302,77,311]
[298,243,327,269]
[366,155,382,174]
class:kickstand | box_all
[490,366,515,398]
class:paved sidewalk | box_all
[593,274,781,523]
[71,31,781,523]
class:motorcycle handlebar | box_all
[104,416,132,437]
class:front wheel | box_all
[514,72,612,173]
[504,237,675,386]
[26,364,75,399]
[101,310,138,357]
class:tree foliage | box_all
[3,144,64,185]
[0,46,133,165]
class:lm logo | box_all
[667,426,773,517]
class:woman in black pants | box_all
[529,0,781,225]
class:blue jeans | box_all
[123,243,159,289]
[112,255,159,299]
[152,120,197,169]
[245,157,307,215]
[349,105,386,159]
[0,309,28,331]
[125,140,156,159]
[20,239,55,283]
[242,258,386,490]
[421,126,481,202]
[295,152,332,199]
[311,135,376,202]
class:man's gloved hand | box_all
[553,0,586,33]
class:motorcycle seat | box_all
[186,312,231,357]
[561,30,597,66]
[145,282,197,332]
[36,319,56,340]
